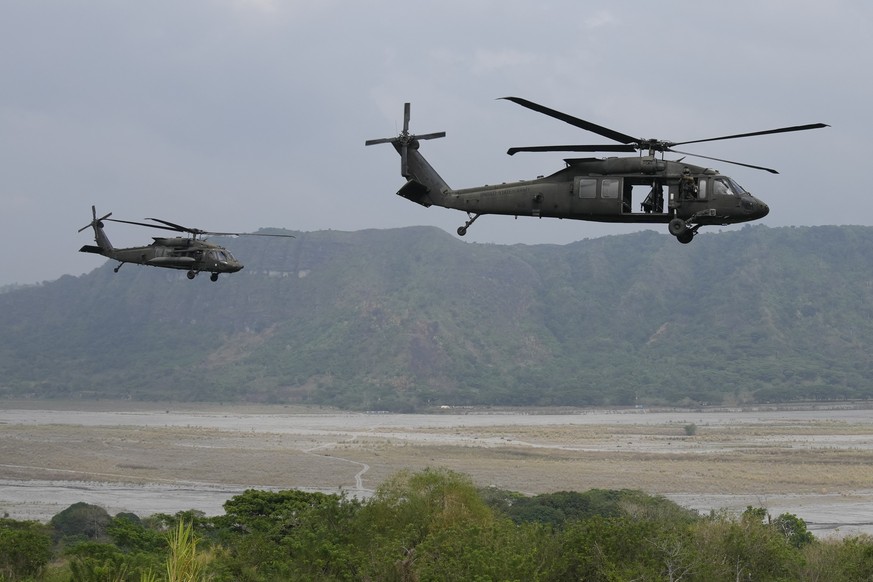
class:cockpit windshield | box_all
[713,177,747,197]
[209,250,231,262]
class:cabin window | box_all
[697,178,708,200]
[576,178,597,198]
[601,178,620,199]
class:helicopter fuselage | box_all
[435,157,769,227]
[392,140,768,242]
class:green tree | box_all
[50,502,112,542]
[773,512,814,549]
[210,489,360,581]
[352,468,495,580]
[414,519,563,581]
[559,516,674,581]
[800,535,873,581]
[0,518,52,581]
[108,513,165,554]
[691,510,803,581]
[65,541,137,582]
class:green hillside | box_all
[2,225,872,410]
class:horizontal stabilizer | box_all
[396,179,432,207]
[79,245,104,254]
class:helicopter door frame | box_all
[622,177,668,215]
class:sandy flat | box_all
[1,401,872,537]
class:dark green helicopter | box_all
[366,98,827,243]
[78,206,294,281]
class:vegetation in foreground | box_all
[3,468,872,581]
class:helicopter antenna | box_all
[365,103,446,178]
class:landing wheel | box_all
[457,213,481,237]
[668,218,687,237]
[210,273,219,282]
[677,230,694,244]
[186,271,196,280]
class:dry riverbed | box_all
[1,401,872,537]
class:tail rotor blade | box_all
[401,144,409,178]
[79,206,112,232]
[365,102,445,179]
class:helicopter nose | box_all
[755,199,769,218]
[744,196,769,219]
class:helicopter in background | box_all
[78,206,294,281]
[366,99,827,243]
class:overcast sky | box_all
[0,0,866,286]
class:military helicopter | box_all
[366,98,827,243]
[78,206,294,281]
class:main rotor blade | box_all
[105,218,185,232]
[671,123,829,147]
[500,96,638,145]
[231,232,296,238]
[507,144,638,156]
[403,102,410,134]
[669,149,779,174]
[145,217,199,233]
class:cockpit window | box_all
[726,177,747,194]
[713,177,745,196]
[209,251,229,261]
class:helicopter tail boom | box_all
[79,206,114,253]
[394,141,451,207]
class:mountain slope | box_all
[2,225,872,410]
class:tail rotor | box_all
[78,205,112,233]
[366,103,445,178]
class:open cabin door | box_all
[624,178,667,215]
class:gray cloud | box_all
[0,0,862,285]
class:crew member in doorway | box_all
[679,168,698,200]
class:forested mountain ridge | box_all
[2,225,872,410]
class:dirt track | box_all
[2,402,872,536]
